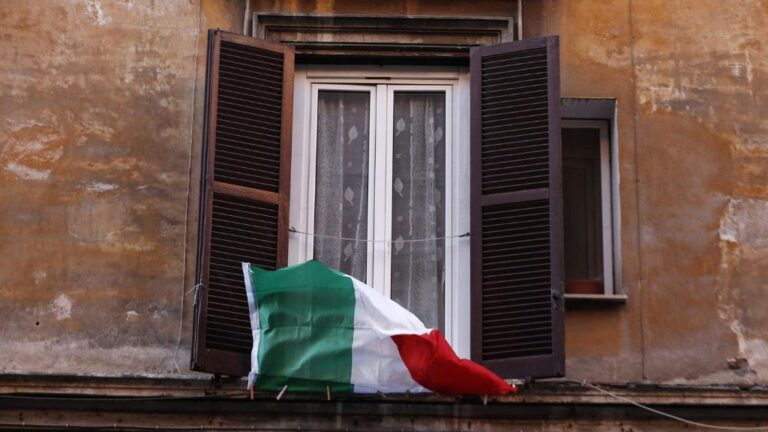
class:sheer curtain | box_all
[313,91,370,282]
[390,92,446,331]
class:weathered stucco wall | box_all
[1,0,767,386]
[631,0,768,385]
[0,0,243,376]
[525,0,768,385]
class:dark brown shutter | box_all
[191,30,293,376]
[470,36,564,379]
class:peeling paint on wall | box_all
[83,0,112,26]
[717,198,768,380]
[1,113,66,180]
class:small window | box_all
[561,120,616,296]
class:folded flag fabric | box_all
[242,260,516,395]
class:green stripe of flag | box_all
[248,260,356,393]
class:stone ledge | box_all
[1,374,767,407]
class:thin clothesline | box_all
[288,227,470,244]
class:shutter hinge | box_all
[552,290,562,310]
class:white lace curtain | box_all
[390,92,446,331]
[313,91,370,281]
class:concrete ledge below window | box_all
[1,376,768,430]
[565,293,628,304]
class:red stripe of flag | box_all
[391,330,517,396]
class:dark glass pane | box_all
[562,127,603,286]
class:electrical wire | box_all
[289,227,470,244]
[172,0,203,375]
[572,380,768,431]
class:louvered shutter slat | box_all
[470,36,564,379]
[192,30,293,376]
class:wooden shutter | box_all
[191,30,294,376]
[469,36,564,379]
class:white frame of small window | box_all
[289,65,472,356]
[561,119,616,296]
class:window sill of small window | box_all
[564,293,627,305]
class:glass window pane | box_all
[390,91,447,331]
[562,127,604,285]
[313,90,370,282]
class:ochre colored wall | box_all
[1,0,767,386]
[0,0,244,376]
[526,0,768,384]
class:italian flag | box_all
[243,260,516,395]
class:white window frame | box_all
[288,65,472,356]
[561,119,616,296]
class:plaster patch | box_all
[158,97,174,109]
[84,0,111,26]
[32,270,47,285]
[122,241,157,252]
[7,119,45,133]
[1,118,65,181]
[720,198,768,248]
[85,182,118,193]
[5,162,52,180]
[636,70,689,114]
[717,198,768,381]
[51,294,72,320]
[67,198,127,244]
[78,157,139,173]
[577,33,629,69]
[79,109,118,142]
[745,51,754,84]
[744,338,768,372]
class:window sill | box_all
[564,293,627,304]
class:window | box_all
[288,69,472,355]
[561,120,615,296]
[559,96,622,301]
[192,30,564,380]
